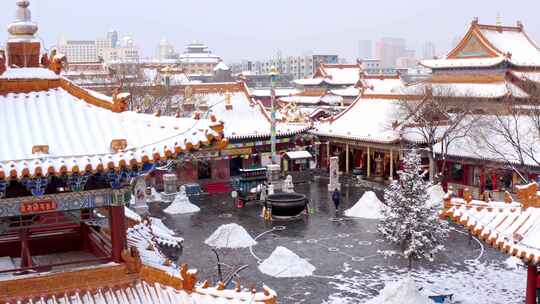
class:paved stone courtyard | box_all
[149,181,525,304]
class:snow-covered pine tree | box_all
[378,149,449,269]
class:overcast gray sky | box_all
[0,0,538,62]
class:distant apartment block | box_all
[157,38,178,60]
[58,40,98,63]
[375,37,407,68]
[359,58,399,75]
[230,53,339,79]
[422,41,437,59]
[358,40,373,59]
[57,30,140,63]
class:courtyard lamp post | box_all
[163,65,172,115]
[269,65,279,165]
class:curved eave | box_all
[442,204,540,265]
[311,130,401,145]
[435,150,540,170]
[226,126,311,141]
[0,128,228,181]
[419,58,506,69]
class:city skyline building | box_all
[156,38,178,60]
[358,39,373,59]
[229,52,339,80]
[375,37,407,68]
[57,30,140,63]
[422,41,437,59]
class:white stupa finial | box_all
[8,0,38,38]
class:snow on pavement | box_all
[258,246,316,278]
[363,277,432,304]
[204,223,257,249]
[344,191,384,219]
[324,260,525,304]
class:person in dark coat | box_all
[332,188,341,213]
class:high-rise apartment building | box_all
[230,53,338,79]
[157,38,178,60]
[57,40,98,63]
[375,37,406,68]
[107,30,119,48]
[422,41,437,59]
[358,40,373,59]
[58,31,139,63]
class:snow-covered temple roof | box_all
[422,19,540,69]
[182,82,309,139]
[442,182,540,265]
[358,73,405,96]
[330,86,360,97]
[294,63,362,87]
[279,91,343,106]
[399,74,530,99]
[250,88,301,98]
[312,97,405,144]
[0,76,226,179]
[433,114,540,168]
[4,279,277,304]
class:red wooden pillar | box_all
[491,170,498,191]
[479,167,486,193]
[19,230,32,269]
[526,265,537,304]
[109,206,126,263]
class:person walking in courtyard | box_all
[332,188,341,215]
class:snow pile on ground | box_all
[344,191,384,219]
[504,256,522,270]
[427,184,445,208]
[164,190,200,214]
[325,260,525,304]
[258,246,316,278]
[363,278,432,304]
[204,223,257,249]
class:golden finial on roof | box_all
[496,13,502,26]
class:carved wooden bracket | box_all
[32,145,49,154]
[110,139,127,152]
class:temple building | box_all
[415,19,540,199]
[178,42,222,76]
[309,71,408,180]
[293,63,363,90]
[416,18,540,112]
[0,1,276,302]
[61,61,119,89]
[131,82,310,193]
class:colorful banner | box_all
[221,148,253,157]
[0,188,130,217]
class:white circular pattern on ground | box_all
[358,241,372,246]
[218,213,233,218]
[273,226,287,231]
[345,244,354,249]
[464,259,480,267]
[338,233,350,238]
[294,240,304,244]
[352,256,365,262]
[306,239,319,244]
[375,239,385,243]
[329,217,344,222]
[328,247,340,252]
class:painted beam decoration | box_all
[0,188,130,217]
